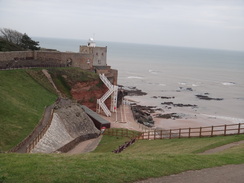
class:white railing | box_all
[111,85,118,112]
[100,74,113,89]
[97,74,118,117]
[97,99,111,116]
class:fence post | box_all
[160,130,163,139]
[188,128,191,138]
[199,127,202,138]
[154,130,156,140]
[148,131,150,140]
[224,125,227,136]
[238,123,241,134]
[179,128,181,138]
[211,126,214,137]
[169,129,172,139]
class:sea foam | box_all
[222,82,236,86]
[127,76,144,79]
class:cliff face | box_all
[71,80,111,111]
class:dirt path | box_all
[42,69,63,97]
[134,164,244,183]
[66,136,102,154]
[200,140,244,154]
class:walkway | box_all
[135,164,244,183]
[101,102,148,132]
[67,136,102,154]
[200,140,244,154]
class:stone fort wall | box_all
[0,47,117,85]
[0,50,94,70]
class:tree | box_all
[21,33,40,50]
[0,28,23,45]
[0,28,40,51]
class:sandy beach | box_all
[102,96,243,132]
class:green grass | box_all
[0,70,57,151]
[47,68,99,98]
[26,69,57,95]
[93,135,131,153]
[123,134,244,154]
[0,135,243,183]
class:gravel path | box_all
[67,136,102,154]
[134,164,244,183]
[200,140,244,154]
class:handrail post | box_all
[211,126,214,137]
[224,125,227,136]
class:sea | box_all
[36,37,244,125]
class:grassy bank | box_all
[0,135,243,183]
[48,68,99,98]
[0,70,57,151]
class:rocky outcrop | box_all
[131,105,155,127]
[71,80,110,111]
[195,94,223,101]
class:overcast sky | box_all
[0,0,244,51]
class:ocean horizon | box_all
[36,37,244,125]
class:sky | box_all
[0,0,244,51]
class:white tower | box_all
[87,38,96,47]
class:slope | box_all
[0,70,57,151]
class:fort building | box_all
[0,38,117,85]
[0,38,118,116]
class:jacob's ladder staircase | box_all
[97,74,118,117]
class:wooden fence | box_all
[140,123,244,140]
[103,128,142,139]
[26,109,54,153]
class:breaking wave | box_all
[222,82,236,86]
[203,114,244,123]
[127,76,144,79]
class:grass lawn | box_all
[0,135,243,183]
[0,70,57,151]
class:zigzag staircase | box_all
[97,74,118,117]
